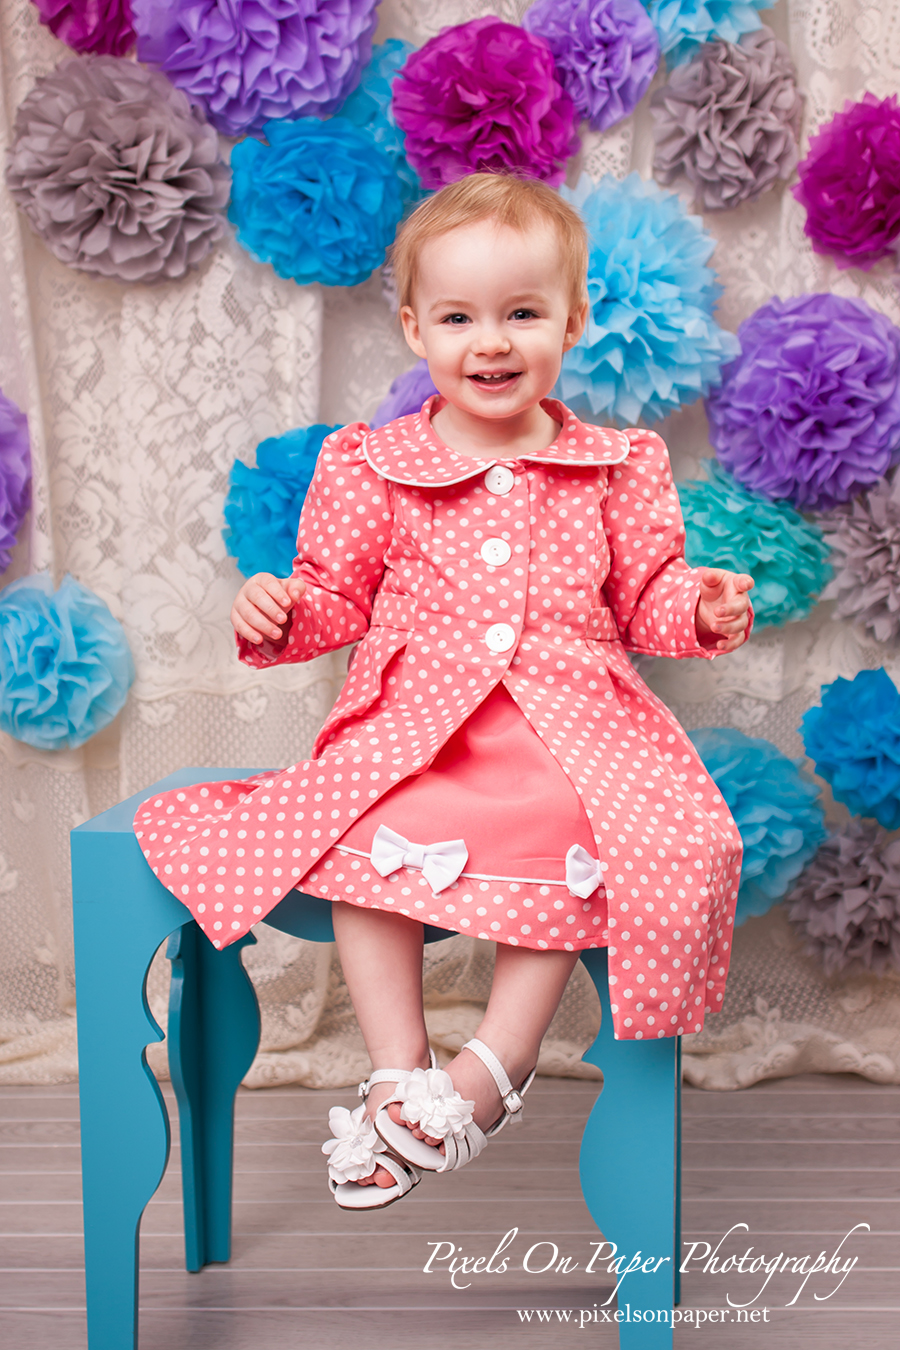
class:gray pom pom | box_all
[822,470,900,643]
[786,820,900,975]
[651,27,803,212]
[5,56,230,284]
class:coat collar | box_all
[362,396,630,487]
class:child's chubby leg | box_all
[442,943,580,1131]
[330,901,435,1188]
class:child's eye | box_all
[442,313,470,325]
[511,308,538,321]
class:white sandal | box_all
[372,1037,536,1174]
[322,1100,421,1210]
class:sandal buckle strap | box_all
[502,1088,525,1119]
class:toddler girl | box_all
[136,174,753,1211]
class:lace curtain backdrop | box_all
[2,0,900,1091]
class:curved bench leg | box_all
[166,922,261,1271]
[579,949,681,1349]
[73,854,182,1350]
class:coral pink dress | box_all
[135,400,745,1040]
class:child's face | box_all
[400,219,586,429]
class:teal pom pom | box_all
[559,173,739,424]
[0,573,134,750]
[334,40,424,210]
[802,669,900,829]
[679,460,832,628]
[648,0,772,67]
[230,119,405,288]
[223,424,340,579]
[689,726,826,924]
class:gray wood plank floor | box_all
[0,1073,897,1349]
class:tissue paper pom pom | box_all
[786,821,900,976]
[5,56,230,284]
[679,460,831,628]
[802,669,900,829]
[0,573,134,750]
[523,0,659,133]
[133,0,379,138]
[688,726,826,924]
[793,93,900,271]
[335,40,423,210]
[391,18,578,190]
[822,472,900,643]
[559,173,739,424]
[707,294,900,511]
[223,424,339,578]
[0,392,31,574]
[31,0,135,55]
[371,361,437,429]
[229,119,404,288]
[652,28,802,210]
[648,0,772,67]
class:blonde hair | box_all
[390,174,588,312]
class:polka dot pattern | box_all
[134,404,742,1041]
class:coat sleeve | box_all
[601,427,750,660]
[237,423,392,668]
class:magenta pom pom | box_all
[793,93,900,271]
[392,18,578,189]
[30,0,135,56]
[523,0,659,133]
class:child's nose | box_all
[473,325,512,356]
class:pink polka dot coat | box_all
[135,398,746,1041]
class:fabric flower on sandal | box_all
[322,1104,386,1184]
[395,1067,475,1140]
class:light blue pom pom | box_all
[679,460,833,628]
[223,424,340,579]
[648,0,773,66]
[559,173,739,424]
[334,40,424,210]
[230,119,405,288]
[802,669,900,829]
[689,726,826,924]
[0,573,134,751]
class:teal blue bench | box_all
[71,768,682,1348]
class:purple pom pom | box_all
[0,391,32,573]
[524,0,659,132]
[371,361,437,429]
[706,294,900,511]
[30,0,135,55]
[133,0,380,138]
[793,93,900,271]
[392,18,578,190]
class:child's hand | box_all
[231,573,306,645]
[696,569,754,653]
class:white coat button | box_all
[480,538,511,566]
[485,623,516,654]
[484,466,515,495]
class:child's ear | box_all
[563,299,589,352]
[400,305,427,359]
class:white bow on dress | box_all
[370,825,468,894]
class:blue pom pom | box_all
[559,173,739,424]
[334,40,424,210]
[689,726,826,924]
[0,573,134,751]
[230,119,405,288]
[802,669,900,829]
[648,0,773,67]
[679,460,832,628]
[223,424,340,579]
